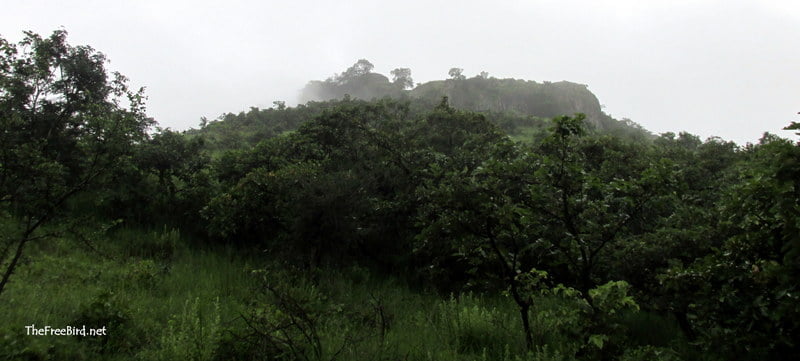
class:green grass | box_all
[508,124,547,144]
[0,226,255,360]
[0,226,687,361]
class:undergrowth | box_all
[0,226,686,361]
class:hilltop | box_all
[299,59,647,136]
[193,60,650,153]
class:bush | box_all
[71,291,142,355]
[225,269,367,361]
[0,328,90,361]
[0,327,49,361]
[122,259,162,289]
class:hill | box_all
[191,59,652,155]
[298,60,648,137]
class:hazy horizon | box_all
[3,0,798,144]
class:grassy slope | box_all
[0,227,252,359]
[0,227,687,361]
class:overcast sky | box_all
[3,0,798,144]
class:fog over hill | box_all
[3,0,798,144]
[299,60,630,132]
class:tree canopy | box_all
[0,30,152,295]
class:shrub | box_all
[122,259,161,289]
[71,291,141,355]
[0,327,50,361]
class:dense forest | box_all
[1,31,798,361]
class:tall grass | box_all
[0,226,687,361]
[0,226,254,360]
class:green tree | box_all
[137,129,207,199]
[118,128,212,229]
[531,115,668,296]
[416,114,665,351]
[660,132,800,360]
[338,59,374,83]
[448,67,465,80]
[417,138,544,349]
[204,100,423,267]
[390,67,413,89]
[595,132,742,341]
[0,30,151,295]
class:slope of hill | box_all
[193,60,651,153]
[298,60,649,138]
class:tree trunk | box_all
[0,236,28,296]
[508,280,534,351]
[675,311,696,341]
[519,302,533,351]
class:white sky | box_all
[2,0,798,144]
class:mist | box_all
[2,0,798,144]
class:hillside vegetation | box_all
[299,60,648,138]
[2,32,799,361]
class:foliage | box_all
[151,297,221,361]
[659,134,800,360]
[71,291,141,354]
[437,296,518,356]
[0,30,151,295]
[230,269,356,361]
[295,59,650,140]
[122,259,162,289]
[619,346,682,361]
[4,29,800,361]
[390,68,413,89]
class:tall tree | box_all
[390,67,413,89]
[660,131,800,360]
[0,30,151,296]
[448,67,465,80]
[416,114,666,350]
[338,59,374,83]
